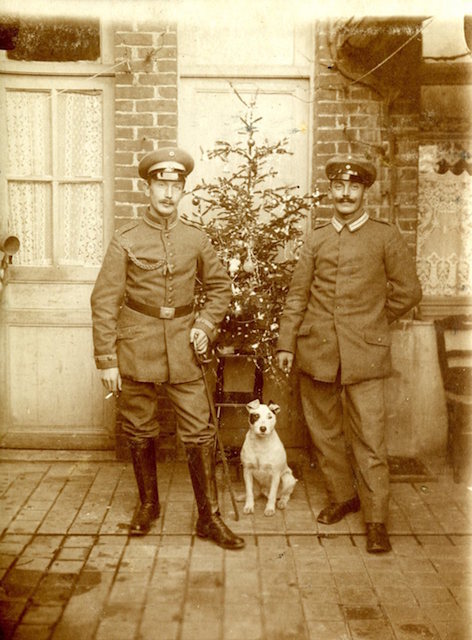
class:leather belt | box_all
[125,297,193,319]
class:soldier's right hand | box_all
[100,367,122,393]
[276,351,294,374]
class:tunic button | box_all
[377,337,382,342]
[168,285,173,291]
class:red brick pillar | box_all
[313,20,421,254]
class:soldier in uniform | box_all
[91,147,244,550]
[276,155,422,553]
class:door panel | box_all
[179,78,311,199]
[0,74,114,449]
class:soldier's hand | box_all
[190,327,209,355]
[277,351,294,375]
[100,367,122,393]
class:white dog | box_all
[240,399,297,517]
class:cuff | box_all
[193,317,217,342]
[95,354,118,369]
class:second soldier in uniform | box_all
[277,155,422,553]
[91,147,244,549]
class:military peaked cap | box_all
[326,155,376,187]
[138,147,194,180]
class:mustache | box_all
[335,197,356,204]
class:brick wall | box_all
[313,21,421,252]
[112,19,180,458]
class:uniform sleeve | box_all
[384,226,422,323]
[90,234,128,369]
[276,235,315,353]
[194,233,232,342]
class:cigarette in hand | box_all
[105,391,115,399]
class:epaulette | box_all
[313,218,331,230]
[180,214,203,231]
[115,219,141,236]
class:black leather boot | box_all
[128,438,160,536]
[186,441,245,550]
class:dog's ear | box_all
[246,399,260,412]
[268,401,280,414]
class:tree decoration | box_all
[187,90,326,377]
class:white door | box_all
[0,74,115,449]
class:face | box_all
[144,177,185,218]
[246,403,280,437]
[329,179,366,218]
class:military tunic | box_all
[91,210,231,384]
[277,212,422,384]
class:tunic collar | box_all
[144,208,179,230]
[331,211,369,233]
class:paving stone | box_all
[11,624,54,640]
[225,571,260,604]
[0,599,27,624]
[51,571,113,639]
[95,614,140,640]
[391,622,441,640]
[223,601,263,640]
[180,592,222,640]
[0,555,17,570]
[302,600,344,621]
[411,586,457,605]
[373,585,418,605]
[262,595,306,638]
[14,558,51,572]
[433,619,471,640]
[348,619,395,639]
[383,605,430,624]
[305,620,350,640]
[56,547,89,561]
[49,560,84,574]
[108,571,152,605]
[1,569,44,600]
[21,603,63,625]
[32,573,76,604]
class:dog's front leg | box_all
[243,467,255,514]
[264,471,281,517]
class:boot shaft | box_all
[128,438,159,507]
[185,440,219,519]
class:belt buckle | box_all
[159,306,175,319]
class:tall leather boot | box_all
[186,441,245,550]
[128,438,160,536]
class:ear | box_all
[268,402,280,414]
[246,399,260,412]
[140,178,151,196]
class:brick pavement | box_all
[0,453,470,640]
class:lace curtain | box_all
[59,92,103,266]
[6,89,103,267]
[416,143,472,297]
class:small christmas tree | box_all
[189,89,324,377]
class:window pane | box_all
[417,144,472,296]
[57,91,103,177]
[6,90,51,175]
[60,183,103,266]
[8,182,52,266]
